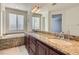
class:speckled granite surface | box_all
[26,32,79,55]
[0,37,24,50]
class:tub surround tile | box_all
[0,37,24,50]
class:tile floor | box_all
[0,45,29,55]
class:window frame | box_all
[32,13,41,31]
[5,7,27,34]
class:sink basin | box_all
[37,33,57,39]
[49,38,72,46]
[47,37,58,39]
[37,32,72,46]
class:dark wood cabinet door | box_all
[24,36,29,49]
[24,36,27,47]
[30,38,36,52]
[37,41,58,55]
[48,48,59,55]
[27,36,30,50]
[29,36,37,55]
[37,41,47,55]
[24,36,30,53]
[29,48,35,55]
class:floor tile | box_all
[0,45,28,55]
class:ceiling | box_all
[4,3,79,12]
[21,3,79,12]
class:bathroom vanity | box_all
[24,31,79,55]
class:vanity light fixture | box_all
[32,4,40,13]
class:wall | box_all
[63,7,79,36]
[0,3,32,36]
[49,10,64,32]
[1,3,79,36]
[39,11,49,31]
[5,3,32,32]
[49,6,79,36]
[0,3,1,34]
[4,3,30,11]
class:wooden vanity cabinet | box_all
[36,41,48,55]
[24,35,65,55]
[24,35,30,53]
[24,36,27,49]
[36,40,59,55]
[29,36,37,55]
[48,48,59,55]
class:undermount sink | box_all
[47,37,58,39]
[49,38,72,46]
[37,32,72,46]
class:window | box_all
[51,14,62,33]
[9,14,17,32]
[9,14,24,33]
[32,15,41,30]
[6,8,27,33]
[17,15,24,31]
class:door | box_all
[51,14,62,33]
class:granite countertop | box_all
[26,32,79,55]
[0,33,25,39]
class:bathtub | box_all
[0,33,25,50]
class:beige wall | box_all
[4,3,32,32]
[1,3,79,36]
[49,6,79,36]
[0,3,32,36]
[39,11,49,31]
[0,3,1,34]
[4,3,31,11]
[63,7,79,36]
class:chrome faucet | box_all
[55,32,64,39]
[59,32,64,39]
[55,32,71,40]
